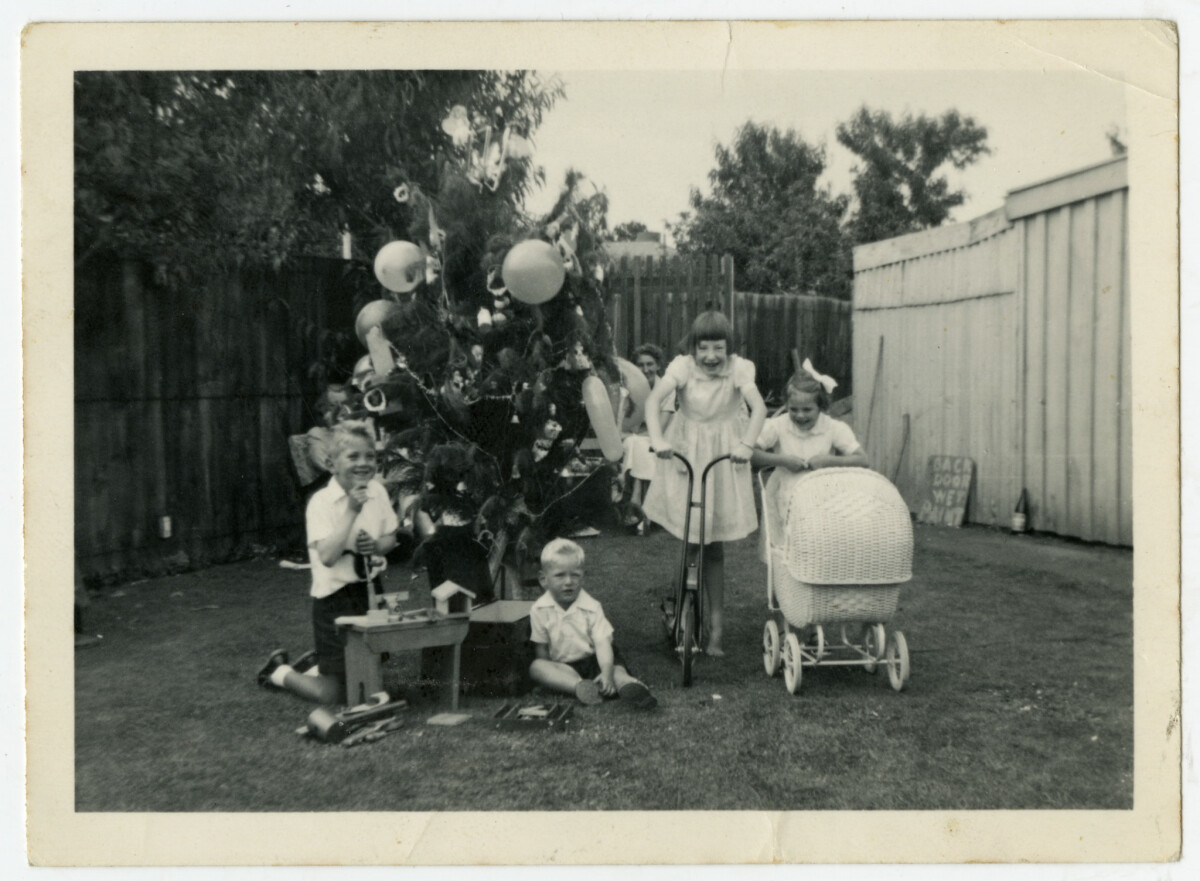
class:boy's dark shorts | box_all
[566,642,634,680]
[312,581,371,685]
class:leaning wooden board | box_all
[916,455,975,527]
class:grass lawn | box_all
[75,522,1132,812]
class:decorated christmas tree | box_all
[330,106,645,600]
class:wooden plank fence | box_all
[78,252,854,582]
[75,256,352,582]
[608,254,853,401]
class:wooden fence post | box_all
[721,254,735,329]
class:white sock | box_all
[269,664,294,687]
[303,665,321,677]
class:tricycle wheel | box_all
[679,592,696,688]
[660,596,676,648]
[885,630,910,692]
[783,633,803,694]
[862,623,886,674]
[763,620,781,677]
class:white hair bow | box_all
[802,358,838,394]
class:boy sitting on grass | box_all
[529,538,657,709]
[258,420,398,705]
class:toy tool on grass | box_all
[304,692,409,744]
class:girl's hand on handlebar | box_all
[730,441,754,464]
[653,441,675,459]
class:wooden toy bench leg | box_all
[420,644,462,710]
[343,632,384,707]
[447,644,461,711]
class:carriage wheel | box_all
[862,623,886,674]
[885,630,910,692]
[762,620,781,677]
[783,633,803,694]
[679,592,696,688]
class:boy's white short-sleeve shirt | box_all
[529,589,615,664]
[305,477,398,599]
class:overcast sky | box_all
[524,68,1126,240]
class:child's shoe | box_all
[256,649,289,687]
[574,679,603,706]
[618,681,657,710]
[291,650,318,674]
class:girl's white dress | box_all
[642,354,759,544]
[621,388,675,481]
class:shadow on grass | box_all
[75,523,1132,811]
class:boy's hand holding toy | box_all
[354,528,377,556]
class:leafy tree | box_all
[75,70,629,569]
[74,70,564,287]
[610,220,648,241]
[836,106,990,245]
[669,122,852,298]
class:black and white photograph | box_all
[19,14,1182,870]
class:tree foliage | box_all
[74,70,564,287]
[836,106,990,245]
[669,122,851,298]
[75,70,635,559]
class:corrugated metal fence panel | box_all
[853,219,1022,527]
[1019,186,1131,544]
[854,162,1131,545]
[853,290,1021,526]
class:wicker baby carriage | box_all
[760,466,913,693]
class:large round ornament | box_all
[502,239,566,305]
[582,374,624,462]
[373,240,425,293]
[355,299,403,347]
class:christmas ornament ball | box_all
[502,239,566,305]
[373,240,425,293]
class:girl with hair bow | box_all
[751,359,869,529]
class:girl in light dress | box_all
[643,312,767,656]
[752,362,868,533]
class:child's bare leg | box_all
[529,658,583,696]
[281,670,342,704]
[703,542,726,656]
[264,655,343,704]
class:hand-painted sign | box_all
[917,456,974,528]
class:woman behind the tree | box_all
[642,311,767,656]
[620,343,674,532]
